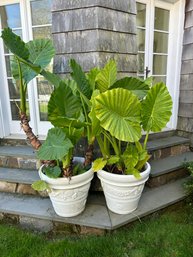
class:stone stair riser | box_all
[0,213,106,235]
[147,168,189,188]
[149,144,190,161]
[0,155,39,170]
[0,181,47,197]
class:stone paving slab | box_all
[0,193,112,229]
[0,146,36,158]
[146,136,189,151]
[0,178,187,230]
[149,151,193,177]
[0,167,38,184]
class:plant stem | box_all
[111,137,120,156]
[17,58,26,113]
[84,143,94,166]
[96,135,108,158]
[143,132,149,150]
[104,135,110,156]
[80,95,91,143]
[118,140,121,152]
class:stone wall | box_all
[52,0,137,75]
[177,0,193,143]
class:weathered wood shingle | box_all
[52,0,137,74]
[178,0,193,134]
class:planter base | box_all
[97,163,151,215]
[39,158,94,217]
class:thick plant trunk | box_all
[84,144,94,167]
[20,112,42,150]
[20,112,55,166]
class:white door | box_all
[0,0,53,137]
[136,0,185,130]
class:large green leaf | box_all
[11,39,55,84]
[96,60,117,92]
[32,180,50,192]
[49,81,81,118]
[110,77,149,99]
[70,59,92,101]
[40,70,61,88]
[44,166,61,178]
[89,90,101,137]
[62,127,84,145]
[48,116,85,129]
[122,144,139,169]
[37,127,73,160]
[92,158,107,172]
[27,39,55,69]
[1,28,40,74]
[141,83,172,132]
[86,67,100,90]
[1,28,29,59]
[48,81,84,128]
[95,88,142,142]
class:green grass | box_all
[0,202,193,257]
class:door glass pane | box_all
[10,101,20,120]
[153,55,167,75]
[5,56,14,77]
[30,0,52,26]
[0,4,21,29]
[10,101,30,120]
[39,101,48,121]
[33,26,52,39]
[137,29,145,51]
[137,53,145,74]
[154,32,168,53]
[136,3,146,78]
[37,77,54,121]
[152,76,166,84]
[8,79,20,99]
[30,0,52,123]
[0,3,22,121]
[136,3,146,27]
[154,8,169,31]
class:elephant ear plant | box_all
[1,28,93,184]
[85,60,173,214]
[85,59,173,177]
[1,28,97,217]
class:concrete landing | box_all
[0,178,187,231]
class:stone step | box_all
[0,145,38,170]
[0,178,188,234]
[147,136,190,160]
[148,151,193,187]
[0,167,45,196]
[0,136,190,170]
[0,130,175,146]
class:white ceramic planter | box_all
[39,157,94,217]
[97,162,151,214]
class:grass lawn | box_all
[0,201,193,257]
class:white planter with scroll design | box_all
[38,158,93,217]
[97,163,151,214]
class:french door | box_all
[136,0,185,129]
[0,0,52,137]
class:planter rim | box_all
[97,162,151,185]
[39,157,93,188]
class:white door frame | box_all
[0,0,52,138]
[137,0,185,130]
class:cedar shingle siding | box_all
[178,0,193,133]
[52,0,137,75]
